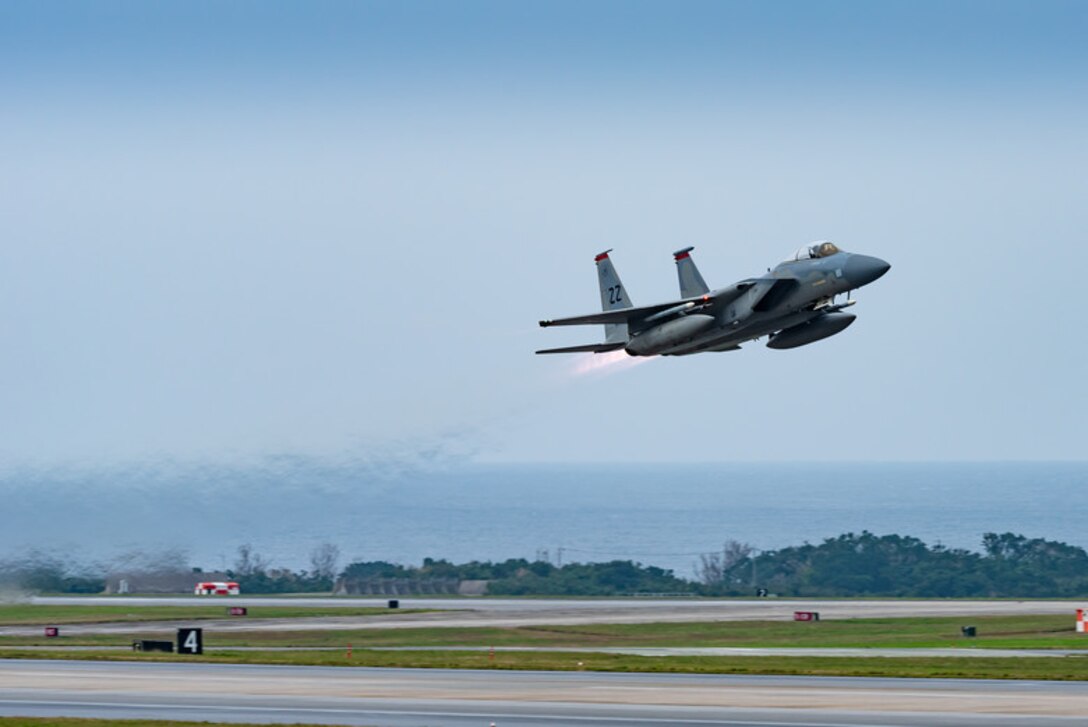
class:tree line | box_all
[3,532,1087,598]
[341,557,692,596]
[701,531,1088,597]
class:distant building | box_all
[335,576,487,596]
[457,579,489,596]
[194,580,240,595]
[104,571,232,594]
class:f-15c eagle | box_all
[538,243,890,356]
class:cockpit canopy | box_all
[789,241,842,262]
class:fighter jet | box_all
[537,242,890,356]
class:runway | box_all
[1,659,1086,726]
[9,644,1088,658]
[10,597,1083,638]
[31,596,1088,616]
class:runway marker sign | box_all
[177,627,203,655]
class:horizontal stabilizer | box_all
[540,304,675,328]
[535,342,628,355]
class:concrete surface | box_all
[2,660,1087,726]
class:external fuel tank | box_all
[766,312,856,349]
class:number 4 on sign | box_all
[177,628,203,655]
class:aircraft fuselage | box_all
[654,251,888,355]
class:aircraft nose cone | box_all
[845,254,891,287]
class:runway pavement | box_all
[9,596,1084,638]
[31,595,1088,616]
[1,659,1086,726]
[9,644,1088,658]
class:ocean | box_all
[3,461,1085,579]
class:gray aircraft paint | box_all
[673,246,709,298]
[538,243,890,356]
[594,250,631,344]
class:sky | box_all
[1,1,1086,467]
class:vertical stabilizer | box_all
[674,247,709,298]
[595,249,631,344]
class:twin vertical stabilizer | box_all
[537,247,712,354]
[674,246,709,298]
[595,249,631,344]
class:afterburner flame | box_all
[569,349,650,377]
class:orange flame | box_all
[569,349,651,377]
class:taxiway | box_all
[1,659,1086,726]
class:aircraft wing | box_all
[539,281,754,328]
[540,301,693,328]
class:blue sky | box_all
[1,1,1085,465]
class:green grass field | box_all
[4,614,1084,650]
[0,604,423,625]
[5,609,1088,681]
[2,645,1087,681]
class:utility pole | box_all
[557,547,564,568]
